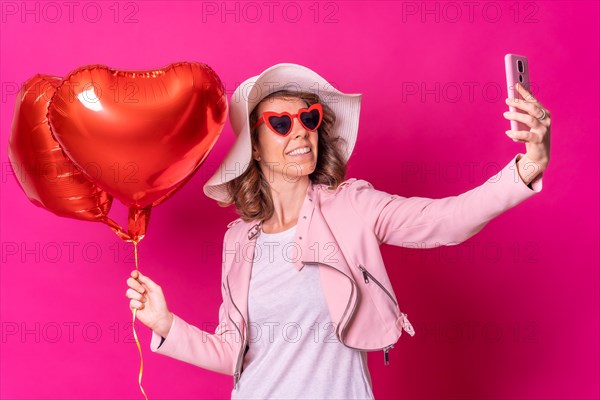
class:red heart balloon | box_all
[8,74,130,241]
[47,62,228,242]
[48,62,227,207]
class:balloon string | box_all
[132,240,149,400]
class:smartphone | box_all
[504,53,531,132]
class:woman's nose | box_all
[292,117,309,137]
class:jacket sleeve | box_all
[345,153,543,248]
[148,229,241,376]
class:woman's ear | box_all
[252,146,261,162]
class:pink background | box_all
[1,1,598,399]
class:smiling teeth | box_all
[288,147,310,155]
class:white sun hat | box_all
[202,63,362,203]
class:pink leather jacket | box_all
[150,153,543,389]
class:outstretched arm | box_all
[345,153,543,249]
[345,82,551,249]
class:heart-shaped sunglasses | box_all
[254,103,323,136]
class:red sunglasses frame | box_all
[254,103,324,136]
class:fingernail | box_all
[503,112,508,115]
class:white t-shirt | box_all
[231,224,374,400]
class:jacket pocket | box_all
[358,264,398,307]
[358,264,416,337]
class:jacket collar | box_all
[243,179,318,265]
[225,181,318,324]
[224,179,357,329]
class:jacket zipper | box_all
[383,344,394,365]
[317,262,398,366]
[225,276,247,390]
[357,264,416,357]
[358,264,398,306]
[225,261,409,389]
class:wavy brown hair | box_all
[218,90,348,222]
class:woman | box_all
[126,63,550,399]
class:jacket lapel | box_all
[224,180,354,330]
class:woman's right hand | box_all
[126,270,174,338]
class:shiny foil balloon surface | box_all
[8,74,130,240]
[48,62,228,208]
[47,62,228,241]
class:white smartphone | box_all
[504,53,531,132]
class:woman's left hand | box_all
[503,82,551,179]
